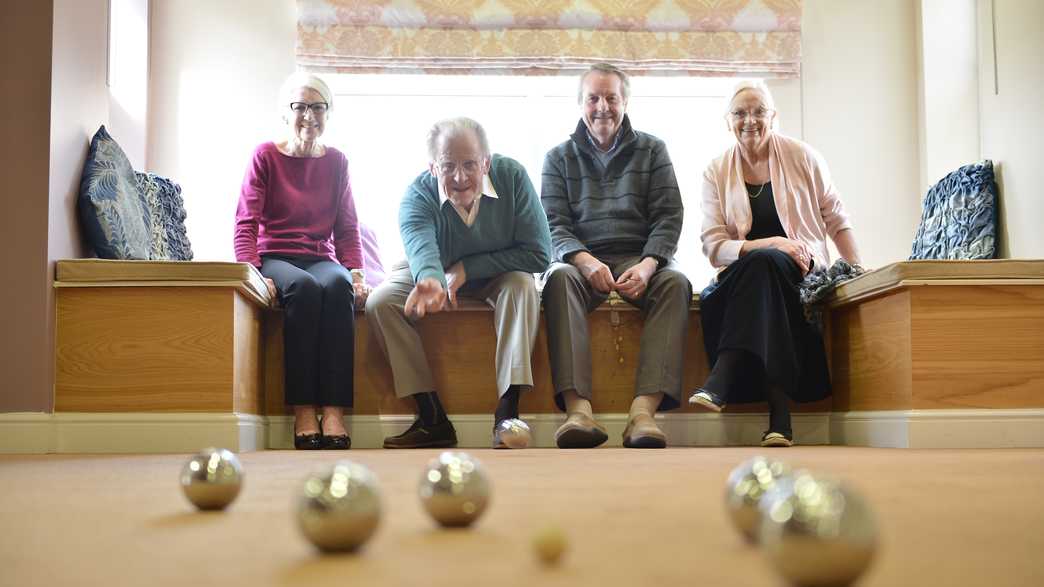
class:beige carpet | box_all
[2,448,1042,586]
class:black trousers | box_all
[261,255,356,407]
[699,248,830,406]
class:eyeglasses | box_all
[436,159,484,176]
[729,108,774,121]
[289,102,329,116]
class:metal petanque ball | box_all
[179,447,243,511]
[419,451,491,528]
[496,418,532,448]
[724,456,792,542]
[297,461,381,553]
[758,471,878,587]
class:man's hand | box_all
[616,257,657,300]
[404,277,446,318]
[444,261,466,309]
[571,251,615,293]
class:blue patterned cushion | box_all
[135,171,193,260]
[910,160,997,260]
[78,126,151,259]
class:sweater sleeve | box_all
[700,164,744,268]
[808,147,853,238]
[460,162,552,280]
[641,140,683,263]
[234,148,267,268]
[332,154,364,269]
[540,148,589,262]
[399,181,447,288]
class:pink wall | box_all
[0,0,107,412]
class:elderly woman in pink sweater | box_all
[689,80,862,447]
[235,72,369,450]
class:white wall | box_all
[147,0,296,261]
[147,0,952,271]
[802,0,923,268]
[978,0,1044,258]
[918,0,981,190]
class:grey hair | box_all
[279,72,333,111]
[577,63,631,104]
[727,79,776,113]
[426,117,491,161]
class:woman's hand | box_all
[770,237,813,275]
[353,282,371,307]
[263,277,278,300]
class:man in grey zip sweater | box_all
[540,64,692,449]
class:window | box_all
[324,74,761,288]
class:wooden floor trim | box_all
[830,409,1044,448]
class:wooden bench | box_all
[825,259,1044,447]
[51,258,1044,451]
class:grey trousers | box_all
[365,263,540,398]
[541,256,692,411]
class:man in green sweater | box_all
[541,64,692,449]
[366,117,552,449]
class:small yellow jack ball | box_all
[533,526,568,566]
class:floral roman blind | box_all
[297,0,802,77]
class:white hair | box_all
[727,79,776,113]
[279,72,333,111]
[577,63,631,104]
[426,117,491,160]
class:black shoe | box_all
[294,433,322,450]
[383,418,457,449]
[320,434,351,450]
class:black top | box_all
[745,182,787,240]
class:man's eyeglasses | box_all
[290,102,329,116]
[729,108,773,121]
[436,159,483,176]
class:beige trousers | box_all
[364,263,540,398]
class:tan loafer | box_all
[554,412,608,449]
[622,413,667,449]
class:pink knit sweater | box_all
[234,142,363,269]
[700,133,852,271]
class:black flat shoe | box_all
[321,434,351,450]
[294,433,322,450]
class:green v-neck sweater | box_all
[400,154,552,288]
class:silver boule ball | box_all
[496,418,532,449]
[179,447,243,510]
[724,456,791,542]
[759,471,877,587]
[419,451,491,527]
[297,460,381,553]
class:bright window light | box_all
[323,74,742,289]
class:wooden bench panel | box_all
[55,287,264,414]
[263,307,833,415]
[910,285,1044,409]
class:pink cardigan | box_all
[700,133,852,271]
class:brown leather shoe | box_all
[622,413,667,449]
[554,412,608,449]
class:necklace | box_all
[747,182,766,199]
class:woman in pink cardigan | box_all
[235,73,369,450]
[689,80,862,447]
